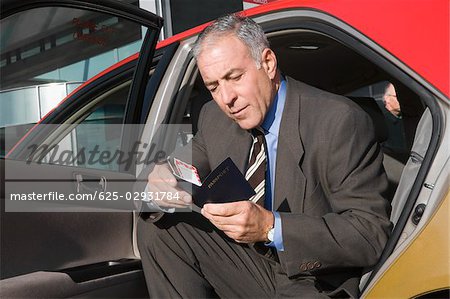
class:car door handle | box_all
[75,174,107,193]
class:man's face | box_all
[197,34,277,130]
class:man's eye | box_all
[209,86,217,92]
[232,74,243,81]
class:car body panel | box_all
[365,192,450,298]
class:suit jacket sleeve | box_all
[171,101,211,179]
[278,108,392,277]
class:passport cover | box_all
[178,157,256,208]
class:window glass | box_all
[38,84,67,116]
[0,87,39,127]
[41,81,131,171]
[1,5,147,156]
[1,7,145,89]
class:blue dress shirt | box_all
[260,77,286,251]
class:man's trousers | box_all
[137,212,328,298]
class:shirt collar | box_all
[261,76,287,136]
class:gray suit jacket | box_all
[161,77,392,296]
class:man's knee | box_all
[137,217,166,258]
[137,218,152,253]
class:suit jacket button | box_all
[314,261,321,268]
[307,262,315,270]
[300,263,308,271]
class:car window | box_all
[37,81,130,171]
[5,43,167,171]
[1,5,146,156]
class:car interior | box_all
[1,25,435,299]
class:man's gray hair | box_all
[192,14,269,68]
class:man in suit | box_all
[138,14,391,298]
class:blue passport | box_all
[177,157,256,208]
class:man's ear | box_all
[261,48,277,79]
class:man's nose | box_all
[220,85,237,105]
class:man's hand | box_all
[147,163,192,209]
[201,201,274,243]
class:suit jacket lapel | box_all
[274,77,306,213]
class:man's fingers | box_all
[157,165,178,187]
[202,208,241,226]
[202,201,245,217]
[148,164,178,188]
[147,163,193,205]
[201,201,271,243]
[158,200,190,209]
[149,180,192,204]
[152,194,192,209]
[155,189,192,208]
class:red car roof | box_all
[163,0,449,98]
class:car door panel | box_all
[0,158,146,297]
[1,0,162,297]
[1,267,147,298]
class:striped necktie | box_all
[245,128,266,207]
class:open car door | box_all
[1,0,162,297]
